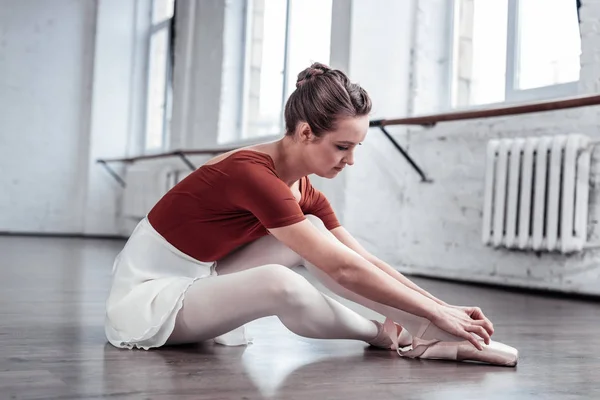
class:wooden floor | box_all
[1,236,599,400]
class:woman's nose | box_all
[344,151,355,166]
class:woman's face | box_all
[304,115,369,178]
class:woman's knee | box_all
[252,234,304,268]
[259,264,314,310]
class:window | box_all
[240,0,333,140]
[450,0,581,108]
[144,0,175,152]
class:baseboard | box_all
[408,273,600,302]
[0,231,128,240]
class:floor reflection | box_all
[2,236,600,399]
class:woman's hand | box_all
[447,305,494,335]
[429,305,495,350]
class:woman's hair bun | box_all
[296,62,331,88]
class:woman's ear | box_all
[298,122,314,144]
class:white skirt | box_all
[104,217,251,350]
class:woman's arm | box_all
[330,226,494,333]
[269,220,492,348]
[330,226,449,306]
[269,220,441,319]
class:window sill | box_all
[447,81,579,114]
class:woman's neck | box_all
[266,137,311,187]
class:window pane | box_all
[153,0,174,24]
[516,0,581,90]
[284,0,333,99]
[244,0,288,139]
[145,27,169,151]
[452,0,507,107]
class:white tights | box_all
[167,215,464,346]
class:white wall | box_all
[218,0,246,144]
[339,0,417,257]
[116,0,600,295]
[0,0,96,233]
[170,0,227,150]
[335,0,600,296]
[84,0,150,235]
[0,0,150,235]
[318,0,417,225]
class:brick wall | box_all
[343,0,600,295]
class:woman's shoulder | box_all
[199,148,280,186]
[202,148,274,169]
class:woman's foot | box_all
[397,336,519,367]
[368,318,411,350]
[368,318,518,367]
[454,340,519,366]
[379,318,518,367]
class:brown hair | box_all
[284,62,372,138]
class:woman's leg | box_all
[167,264,384,346]
[302,256,460,342]
[221,215,464,343]
[169,217,517,364]
[302,216,520,365]
[303,215,466,342]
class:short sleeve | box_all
[226,162,306,229]
[302,176,341,230]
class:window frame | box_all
[142,0,175,154]
[237,0,292,143]
[448,0,580,110]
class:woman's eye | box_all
[336,146,349,151]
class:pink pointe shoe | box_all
[382,318,519,367]
[368,319,412,349]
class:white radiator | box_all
[482,134,592,253]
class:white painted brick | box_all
[579,21,600,35]
[111,0,600,296]
[581,3,600,19]
[342,0,600,295]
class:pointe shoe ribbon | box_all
[381,318,413,349]
[384,319,518,367]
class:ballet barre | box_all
[97,93,600,187]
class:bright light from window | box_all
[243,0,333,139]
[516,0,581,90]
[451,0,581,108]
[153,0,174,24]
[257,0,287,135]
[452,0,508,107]
[145,27,169,151]
[285,0,332,98]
